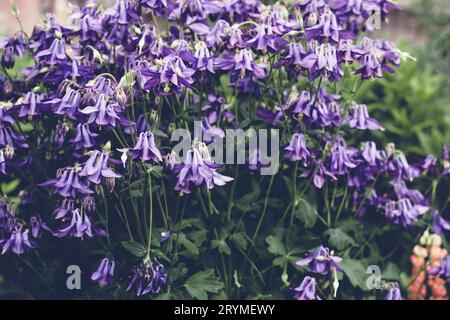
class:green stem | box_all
[252,174,276,243]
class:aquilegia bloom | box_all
[91,258,115,287]
[296,246,342,275]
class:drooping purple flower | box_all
[388,152,419,182]
[361,141,382,166]
[80,150,121,185]
[293,276,321,300]
[275,42,306,70]
[428,255,450,279]
[40,166,93,198]
[91,258,115,287]
[329,138,358,176]
[384,198,428,228]
[201,93,234,125]
[346,103,384,130]
[127,259,168,296]
[301,159,337,189]
[131,132,162,163]
[296,245,342,275]
[306,8,342,43]
[35,38,69,65]
[53,123,70,148]
[355,38,399,79]
[71,123,98,150]
[421,155,437,174]
[300,43,343,82]
[193,41,215,73]
[54,208,93,239]
[385,283,402,300]
[284,133,311,165]
[103,0,140,44]
[137,55,195,94]
[1,226,35,255]
[432,211,450,236]
[30,216,52,238]
[53,87,82,119]
[173,145,233,194]
[288,90,313,117]
[82,196,96,215]
[17,92,53,118]
[246,23,286,53]
[0,33,27,69]
[80,94,121,127]
[215,49,266,83]
[53,198,75,220]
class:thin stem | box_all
[252,174,276,243]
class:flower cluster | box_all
[0,0,448,300]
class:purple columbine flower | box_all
[1,226,35,255]
[54,208,93,239]
[421,155,437,174]
[384,198,428,228]
[296,245,342,275]
[275,42,306,70]
[346,103,384,131]
[53,123,70,148]
[53,198,75,220]
[80,150,121,185]
[40,166,93,198]
[201,93,234,125]
[432,211,450,236]
[293,276,321,300]
[80,94,121,127]
[428,255,450,278]
[30,216,52,238]
[53,87,81,119]
[131,131,162,163]
[329,138,358,176]
[35,38,69,65]
[288,90,313,117]
[72,123,98,150]
[17,92,52,118]
[137,55,195,94]
[362,141,382,166]
[300,43,343,82]
[193,41,215,73]
[385,283,402,300]
[215,49,266,83]
[301,159,337,189]
[306,8,341,43]
[284,133,311,165]
[0,33,27,69]
[174,145,233,194]
[127,259,168,296]
[91,258,115,287]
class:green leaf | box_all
[265,235,287,256]
[341,258,368,291]
[294,198,318,228]
[324,228,356,250]
[184,269,224,300]
[1,179,20,195]
[121,241,147,257]
[178,233,199,256]
[211,239,231,255]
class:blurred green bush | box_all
[356,60,450,157]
